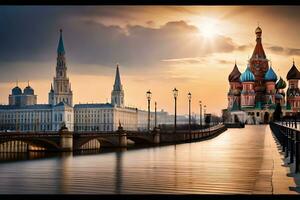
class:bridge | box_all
[0,124,227,152]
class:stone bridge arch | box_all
[127,135,154,145]
[74,136,120,150]
[0,138,60,151]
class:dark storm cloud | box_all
[0,6,238,81]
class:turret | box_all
[264,63,277,106]
[240,64,256,108]
[227,61,242,111]
[286,59,300,111]
[275,77,286,106]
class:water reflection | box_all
[115,151,123,194]
[0,126,290,194]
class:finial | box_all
[293,57,295,65]
[257,21,259,27]
[235,59,236,65]
[16,79,18,87]
[60,28,62,33]
[27,80,29,86]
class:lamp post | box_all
[146,90,152,132]
[155,101,157,129]
[199,101,202,130]
[188,92,192,141]
[173,88,178,134]
[204,105,207,128]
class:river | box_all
[0,125,295,194]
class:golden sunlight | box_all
[199,18,219,38]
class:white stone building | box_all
[0,29,74,132]
[0,29,188,133]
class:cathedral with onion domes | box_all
[227,26,300,124]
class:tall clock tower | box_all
[48,29,73,106]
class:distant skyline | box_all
[0,6,300,115]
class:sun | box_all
[199,18,219,39]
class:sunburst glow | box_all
[199,18,219,38]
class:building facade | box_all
[0,29,188,132]
[0,30,74,132]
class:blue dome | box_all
[240,65,255,82]
[24,86,34,95]
[264,67,277,82]
[12,86,22,95]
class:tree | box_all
[273,103,282,121]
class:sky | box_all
[0,6,300,115]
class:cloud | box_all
[267,45,284,53]
[237,44,254,51]
[267,45,300,56]
[286,48,300,56]
[0,7,239,82]
[161,57,206,64]
[218,59,232,65]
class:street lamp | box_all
[173,88,178,134]
[155,101,157,129]
[199,101,202,130]
[146,90,152,131]
[204,105,207,128]
[188,92,192,141]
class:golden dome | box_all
[255,26,262,34]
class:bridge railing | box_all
[270,122,300,173]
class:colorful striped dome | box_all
[240,65,255,82]
[264,67,277,82]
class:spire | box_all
[113,64,122,91]
[252,25,266,59]
[27,80,29,87]
[57,29,65,55]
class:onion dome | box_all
[286,60,300,80]
[24,85,34,95]
[264,67,277,82]
[228,63,241,82]
[275,77,287,89]
[240,65,255,82]
[12,86,22,95]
